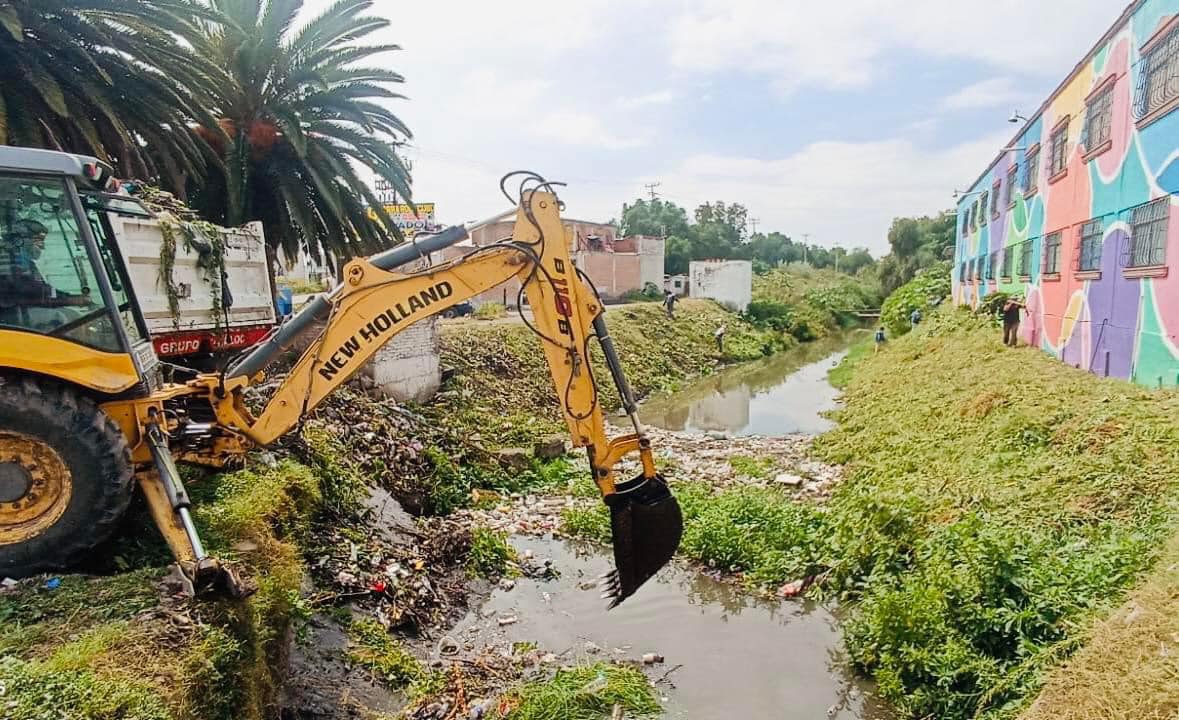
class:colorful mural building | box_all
[953,0,1179,388]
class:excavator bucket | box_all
[600,473,683,608]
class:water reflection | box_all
[641,331,864,436]
[453,537,889,720]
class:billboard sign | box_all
[368,202,437,237]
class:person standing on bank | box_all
[1002,297,1026,347]
[874,326,886,353]
[714,324,726,352]
[663,290,677,319]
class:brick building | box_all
[431,217,664,306]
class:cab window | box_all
[0,175,123,352]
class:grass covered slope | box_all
[438,299,786,440]
[0,462,321,720]
[1019,531,1179,720]
[750,265,881,341]
[813,309,1179,718]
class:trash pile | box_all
[458,425,844,539]
[308,511,477,632]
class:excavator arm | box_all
[144,176,682,606]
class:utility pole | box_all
[643,182,661,201]
[802,233,810,265]
[749,218,760,236]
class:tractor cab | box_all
[0,147,158,396]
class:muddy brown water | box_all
[450,538,889,720]
[639,331,864,437]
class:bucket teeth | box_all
[603,473,683,608]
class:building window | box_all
[1005,165,1018,206]
[1018,239,1035,277]
[970,203,978,230]
[986,250,998,279]
[1049,121,1069,178]
[1001,245,1014,279]
[1128,197,1170,268]
[1083,81,1115,153]
[980,191,989,226]
[1024,146,1040,194]
[1078,217,1104,271]
[961,213,969,236]
[991,181,1001,218]
[959,262,967,281]
[1133,21,1179,124]
[1043,232,1062,274]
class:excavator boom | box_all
[138,175,682,606]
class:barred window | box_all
[1018,239,1035,277]
[1133,22,1179,122]
[1005,165,1017,206]
[1024,147,1040,193]
[1128,198,1170,268]
[1043,231,1062,274]
[1049,122,1069,177]
[1083,82,1114,150]
[980,191,989,226]
[959,262,967,281]
[961,213,969,236]
[1001,245,1014,278]
[986,250,998,279]
[1078,218,1104,271]
[991,181,1001,218]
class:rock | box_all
[533,434,567,459]
[256,451,278,468]
[541,652,559,664]
[438,635,459,654]
[497,615,518,626]
[498,577,516,591]
[774,473,804,487]
[705,430,729,440]
[583,641,602,654]
[641,652,664,664]
[495,448,532,472]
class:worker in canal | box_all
[714,323,726,352]
[1002,296,1026,347]
[874,326,886,353]
[910,307,922,328]
[663,289,677,319]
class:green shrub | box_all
[347,619,423,688]
[619,282,663,302]
[879,261,951,337]
[504,662,661,720]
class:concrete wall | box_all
[952,0,1179,387]
[360,256,442,402]
[665,274,689,296]
[636,235,666,291]
[689,260,753,311]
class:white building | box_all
[689,259,752,312]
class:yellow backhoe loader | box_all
[0,149,681,606]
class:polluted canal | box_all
[453,331,889,719]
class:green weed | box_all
[347,618,424,688]
[467,528,519,578]
[0,656,169,720]
[727,455,775,479]
[473,302,508,320]
[503,662,661,720]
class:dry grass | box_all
[1020,530,1179,720]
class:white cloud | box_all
[615,90,676,109]
[534,111,648,150]
[940,77,1029,111]
[653,132,1009,254]
[669,0,1118,94]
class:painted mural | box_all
[953,0,1179,388]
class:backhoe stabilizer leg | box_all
[143,426,253,599]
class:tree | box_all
[188,0,412,268]
[0,0,220,182]
[878,213,955,294]
[619,198,690,238]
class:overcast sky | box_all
[303,0,1124,255]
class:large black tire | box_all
[0,375,133,578]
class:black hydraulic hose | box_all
[226,225,470,379]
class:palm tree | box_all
[0,0,221,186]
[189,0,412,269]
